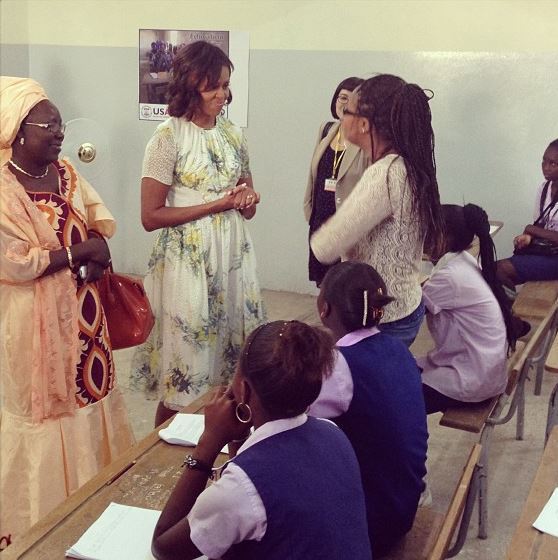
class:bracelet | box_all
[65,246,74,269]
[182,455,214,479]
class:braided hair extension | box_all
[442,204,518,350]
[167,41,233,119]
[356,74,445,256]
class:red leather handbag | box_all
[97,271,155,350]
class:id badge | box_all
[324,178,337,192]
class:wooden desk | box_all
[545,333,558,373]
[506,426,558,560]
[513,281,558,321]
[468,220,504,257]
[6,391,221,560]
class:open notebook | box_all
[66,502,207,560]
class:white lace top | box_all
[311,154,423,323]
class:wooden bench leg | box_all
[477,424,493,539]
[516,378,525,441]
[547,383,558,440]
[446,464,481,557]
[534,361,545,396]
[534,322,558,395]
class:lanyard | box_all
[535,182,558,227]
[331,130,347,179]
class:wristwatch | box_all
[182,455,214,479]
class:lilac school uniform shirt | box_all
[535,181,558,231]
[417,251,508,402]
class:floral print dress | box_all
[132,116,265,409]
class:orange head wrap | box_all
[0,76,48,166]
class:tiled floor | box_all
[115,289,556,560]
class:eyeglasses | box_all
[341,106,360,117]
[24,121,66,134]
[336,94,350,104]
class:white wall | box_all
[2,0,557,50]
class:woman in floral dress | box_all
[132,41,265,426]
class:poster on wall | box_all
[139,29,249,127]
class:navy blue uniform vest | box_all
[337,333,428,555]
[225,417,372,560]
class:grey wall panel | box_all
[1,44,29,76]
[24,46,558,294]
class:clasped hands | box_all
[513,233,532,250]
[82,237,111,283]
[514,224,548,249]
[226,183,260,210]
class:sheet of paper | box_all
[66,502,160,559]
[66,502,208,560]
[158,413,205,446]
[489,224,500,236]
[533,487,558,538]
[159,413,228,453]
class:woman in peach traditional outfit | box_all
[0,77,134,548]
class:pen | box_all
[106,460,136,486]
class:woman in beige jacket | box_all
[304,77,370,286]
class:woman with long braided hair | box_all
[418,204,525,414]
[311,74,444,346]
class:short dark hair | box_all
[548,138,558,150]
[167,41,233,119]
[330,76,364,119]
[239,321,334,419]
[321,262,394,332]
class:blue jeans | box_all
[378,300,425,348]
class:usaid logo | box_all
[141,105,153,119]
[140,104,168,120]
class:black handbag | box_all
[514,181,558,257]
[514,237,558,257]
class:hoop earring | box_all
[235,402,253,424]
[19,137,25,145]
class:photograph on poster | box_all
[138,29,230,121]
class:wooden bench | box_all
[505,426,558,560]
[545,332,558,373]
[512,281,558,321]
[5,390,219,560]
[513,280,558,395]
[438,299,558,539]
[545,333,558,442]
[382,444,481,560]
[439,341,525,435]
